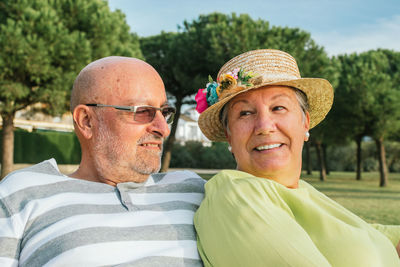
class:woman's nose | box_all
[254,111,277,135]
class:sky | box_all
[108,0,399,56]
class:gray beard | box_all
[93,122,163,181]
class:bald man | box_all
[0,57,205,266]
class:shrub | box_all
[1,129,81,164]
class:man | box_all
[0,57,205,266]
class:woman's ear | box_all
[225,128,231,144]
[304,111,310,142]
[73,105,94,139]
[224,129,235,159]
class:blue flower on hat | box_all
[206,82,219,106]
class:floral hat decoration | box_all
[195,49,334,142]
[195,68,256,114]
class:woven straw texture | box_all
[198,49,334,142]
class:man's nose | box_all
[148,110,171,138]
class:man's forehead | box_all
[124,99,169,107]
[95,65,165,99]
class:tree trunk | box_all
[305,141,312,175]
[160,96,183,172]
[375,137,388,187]
[1,113,15,179]
[322,144,329,175]
[355,136,362,180]
[315,141,326,181]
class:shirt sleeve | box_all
[194,175,331,267]
[370,223,400,247]
[0,192,20,267]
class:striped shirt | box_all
[0,159,205,267]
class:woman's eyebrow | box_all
[270,93,291,101]
[230,99,250,109]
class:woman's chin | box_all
[252,160,289,175]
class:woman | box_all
[194,49,400,266]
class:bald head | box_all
[70,56,164,112]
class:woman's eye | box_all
[272,106,285,111]
[239,110,253,117]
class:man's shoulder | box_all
[151,170,205,184]
[5,158,63,177]
[0,159,69,194]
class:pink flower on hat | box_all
[195,88,208,113]
[227,68,240,79]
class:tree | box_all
[143,12,335,171]
[334,50,400,186]
[0,0,141,177]
[334,53,372,180]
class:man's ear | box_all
[73,105,95,139]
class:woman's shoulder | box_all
[204,170,299,206]
[207,169,304,191]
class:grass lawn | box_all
[197,171,400,225]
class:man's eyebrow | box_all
[124,101,170,107]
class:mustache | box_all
[137,134,163,144]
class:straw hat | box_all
[196,49,334,142]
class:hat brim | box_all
[198,78,334,142]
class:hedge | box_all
[1,129,81,164]
[170,141,236,169]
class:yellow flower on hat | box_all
[219,73,237,94]
[216,85,221,96]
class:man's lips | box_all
[138,142,162,149]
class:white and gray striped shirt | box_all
[0,159,205,266]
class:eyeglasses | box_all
[85,104,176,124]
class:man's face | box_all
[91,64,170,183]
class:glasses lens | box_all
[134,107,156,123]
[162,107,176,124]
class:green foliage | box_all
[170,141,236,169]
[0,129,81,164]
[177,12,332,80]
[0,0,142,116]
[333,50,400,140]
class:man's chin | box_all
[133,160,161,175]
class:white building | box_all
[175,109,211,146]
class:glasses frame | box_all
[85,103,176,124]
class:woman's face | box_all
[226,86,310,188]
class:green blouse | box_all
[194,170,400,267]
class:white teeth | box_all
[142,144,158,147]
[255,144,281,151]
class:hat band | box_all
[257,73,299,84]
